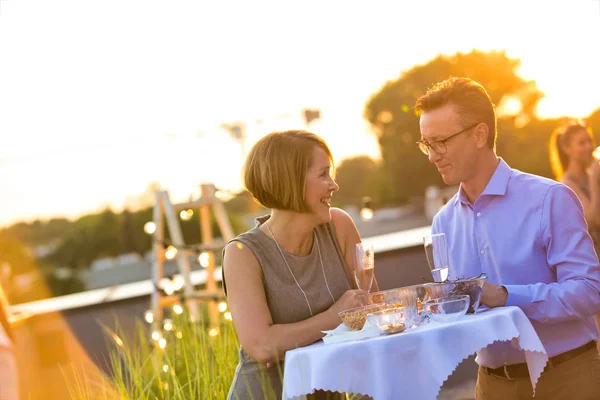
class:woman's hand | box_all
[590,160,600,185]
[328,289,367,317]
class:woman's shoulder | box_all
[330,207,356,230]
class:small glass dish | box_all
[367,307,407,335]
[422,295,470,323]
[338,303,385,331]
[423,274,487,314]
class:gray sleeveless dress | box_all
[223,215,354,400]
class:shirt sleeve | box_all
[504,184,600,323]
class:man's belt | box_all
[482,341,597,379]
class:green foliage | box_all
[364,50,545,202]
[66,307,246,400]
[1,218,71,246]
[334,156,385,208]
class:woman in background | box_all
[549,120,600,345]
[0,284,19,400]
[549,120,600,250]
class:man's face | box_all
[419,104,478,185]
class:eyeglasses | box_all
[416,122,479,156]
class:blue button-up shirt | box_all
[432,159,600,367]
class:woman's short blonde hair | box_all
[244,130,334,212]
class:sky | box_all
[0,0,599,227]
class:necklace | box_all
[265,222,336,317]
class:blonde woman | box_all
[549,120,600,350]
[549,120,600,253]
[0,284,19,400]
[223,130,378,400]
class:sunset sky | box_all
[0,0,599,227]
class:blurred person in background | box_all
[549,120,600,253]
[0,284,19,400]
[549,119,600,344]
[223,130,377,400]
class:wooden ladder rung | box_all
[158,290,225,307]
[173,197,219,211]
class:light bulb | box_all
[144,310,154,324]
[144,222,156,235]
[198,252,210,267]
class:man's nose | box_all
[428,148,442,163]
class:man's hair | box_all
[244,130,334,212]
[414,77,497,151]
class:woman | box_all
[549,120,600,347]
[549,120,600,249]
[0,284,19,400]
[223,130,378,399]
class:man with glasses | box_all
[415,77,600,399]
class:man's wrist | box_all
[499,285,508,306]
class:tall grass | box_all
[67,304,242,399]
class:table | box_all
[282,306,548,400]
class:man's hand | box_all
[480,282,508,308]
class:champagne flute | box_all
[354,243,375,292]
[423,233,449,282]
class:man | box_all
[415,77,600,399]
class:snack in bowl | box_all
[338,304,385,331]
[367,307,407,335]
[423,274,487,314]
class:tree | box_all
[364,50,544,202]
[334,156,381,207]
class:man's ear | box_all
[474,122,489,149]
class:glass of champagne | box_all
[423,233,449,282]
[354,243,375,292]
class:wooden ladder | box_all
[150,183,234,332]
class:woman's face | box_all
[304,146,339,223]
[565,129,595,167]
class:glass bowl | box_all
[366,307,407,335]
[338,303,385,331]
[422,295,470,323]
[423,274,487,314]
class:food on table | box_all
[338,304,385,330]
[380,323,406,335]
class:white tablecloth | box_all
[282,306,548,400]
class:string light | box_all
[179,209,193,221]
[151,331,161,341]
[144,310,154,324]
[165,246,178,260]
[172,276,185,291]
[224,312,232,321]
[163,319,174,331]
[198,252,210,267]
[208,328,219,337]
[163,282,175,296]
[175,331,183,339]
[173,304,183,314]
[360,196,374,221]
[144,221,157,235]
[360,207,374,221]
[218,302,228,312]
[158,338,167,349]
[162,364,169,373]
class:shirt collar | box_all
[455,158,512,206]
